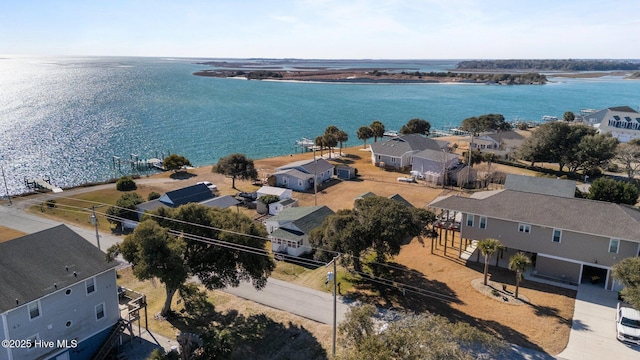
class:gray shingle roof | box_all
[429,189,640,241]
[275,158,334,174]
[413,148,459,162]
[269,205,335,234]
[504,174,576,198]
[370,134,443,158]
[199,195,241,209]
[0,225,116,312]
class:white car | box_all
[616,303,640,345]
[197,181,218,192]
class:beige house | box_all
[429,176,640,290]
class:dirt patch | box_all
[387,235,575,355]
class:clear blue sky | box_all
[1,0,639,59]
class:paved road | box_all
[0,203,350,326]
[223,277,350,325]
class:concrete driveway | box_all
[557,283,640,360]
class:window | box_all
[95,303,105,321]
[28,301,40,320]
[518,223,531,233]
[86,278,96,294]
[609,239,620,254]
[552,229,562,243]
[26,334,38,351]
[466,214,474,227]
[479,216,487,229]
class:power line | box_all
[11,193,456,302]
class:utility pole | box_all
[91,206,101,251]
[1,164,11,206]
[313,147,317,206]
[326,253,341,357]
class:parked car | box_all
[197,181,218,192]
[616,303,640,345]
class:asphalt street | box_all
[0,203,350,325]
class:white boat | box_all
[542,115,559,122]
[295,137,314,147]
[383,130,399,137]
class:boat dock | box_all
[24,177,63,193]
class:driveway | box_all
[557,283,640,360]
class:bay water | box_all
[1,56,639,195]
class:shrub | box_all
[148,191,161,201]
[491,289,500,297]
[45,199,57,208]
[116,176,137,191]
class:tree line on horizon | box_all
[456,59,640,71]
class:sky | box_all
[1,0,639,59]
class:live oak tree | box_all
[612,257,640,310]
[357,126,374,148]
[399,118,431,136]
[163,154,192,172]
[477,238,503,286]
[213,153,258,189]
[615,142,640,179]
[309,196,436,272]
[105,192,144,227]
[107,220,188,317]
[563,111,576,122]
[587,177,639,205]
[151,204,275,293]
[107,203,276,317]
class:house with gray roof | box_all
[411,148,460,185]
[264,206,335,256]
[0,225,120,360]
[429,186,640,290]
[271,158,334,191]
[370,134,448,170]
[469,130,525,158]
[590,106,640,142]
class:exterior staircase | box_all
[91,318,128,360]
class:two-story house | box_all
[0,225,119,360]
[429,176,640,290]
[265,206,335,256]
[590,106,640,142]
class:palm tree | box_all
[357,126,374,148]
[477,238,503,286]
[336,130,349,155]
[370,120,385,142]
[509,252,532,299]
[315,135,326,157]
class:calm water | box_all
[1,56,640,195]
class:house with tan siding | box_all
[429,178,640,290]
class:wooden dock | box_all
[24,177,63,193]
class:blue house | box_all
[0,225,119,360]
[271,158,335,191]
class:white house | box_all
[256,186,293,201]
[265,206,334,256]
[590,106,640,142]
[271,158,335,191]
[0,225,120,360]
